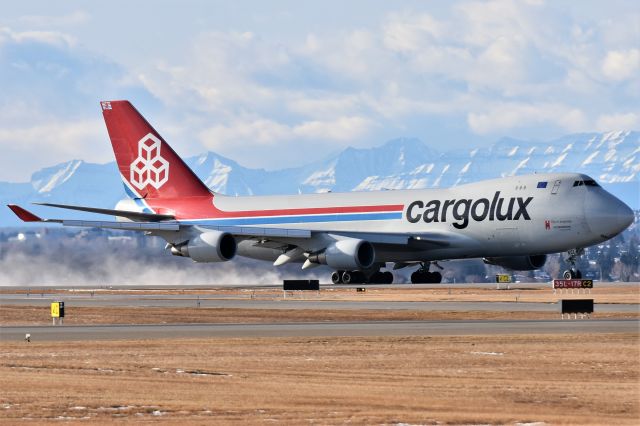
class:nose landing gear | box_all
[562,248,584,279]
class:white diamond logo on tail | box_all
[130,134,169,190]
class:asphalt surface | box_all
[2,319,638,342]
[1,293,637,312]
[2,282,639,291]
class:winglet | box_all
[7,205,43,222]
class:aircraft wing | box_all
[33,202,175,222]
[8,204,460,246]
[7,204,310,237]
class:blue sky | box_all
[0,0,638,181]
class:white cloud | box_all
[467,103,587,134]
[602,49,640,81]
[0,119,112,181]
[200,118,289,146]
[0,24,154,180]
[0,26,76,48]
[383,12,444,53]
[133,1,638,163]
[1,2,638,180]
[199,115,374,149]
[18,11,90,28]
[0,119,105,154]
[596,112,640,131]
[286,94,361,119]
[294,116,373,141]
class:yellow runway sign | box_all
[496,274,511,283]
[50,302,64,318]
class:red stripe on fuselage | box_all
[141,196,404,220]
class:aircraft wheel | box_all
[331,271,343,284]
[369,272,384,284]
[383,271,394,284]
[352,271,366,284]
[431,271,442,283]
[411,271,425,284]
[563,269,581,279]
[343,271,366,284]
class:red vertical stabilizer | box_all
[101,100,211,199]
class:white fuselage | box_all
[190,172,633,264]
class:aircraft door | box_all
[551,180,561,194]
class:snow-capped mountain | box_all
[1,130,638,227]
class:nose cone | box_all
[585,190,634,239]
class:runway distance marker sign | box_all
[553,279,593,289]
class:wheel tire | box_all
[341,271,352,284]
[575,270,582,279]
[431,271,442,283]
[331,271,342,284]
[383,271,394,284]
[411,271,428,284]
[370,272,384,284]
[352,271,366,284]
[563,270,573,279]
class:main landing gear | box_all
[410,262,443,284]
[331,270,394,284]
[562,248,584,279]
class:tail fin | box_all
[101,100,211,199]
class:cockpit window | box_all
[573,179,599,187]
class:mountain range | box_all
[1,130,638,227]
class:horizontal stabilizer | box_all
[7,204,44,222]
[33,202,174,222]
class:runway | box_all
[1,293,637,312]
[2,319,638,342]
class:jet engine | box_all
[171,231,236,262]
[307,238,375,270]
[483,254,547,271]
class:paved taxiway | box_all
[2,319,638,342]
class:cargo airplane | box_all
[8,101,635,283]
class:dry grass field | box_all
[1,333,638,425]
[0,305,637,326]
[1,285,638,424]
[3,283,638,304]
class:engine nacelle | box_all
[171,231,236,262]
[308,238,375,270]
[483,254,547,271]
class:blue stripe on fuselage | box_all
[180,211,403,226]
[122,183,154,214]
